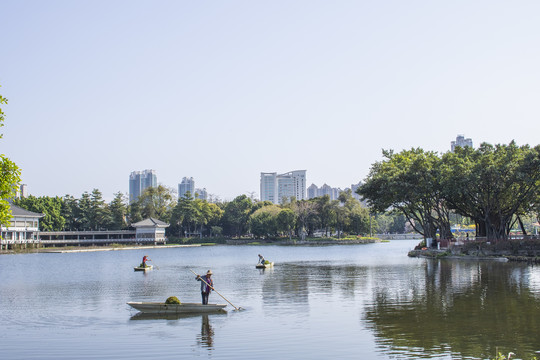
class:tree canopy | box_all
[359,142,540,241]
[0,87,22,228]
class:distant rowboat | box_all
[256,262,274,269]
[127,302,227,314]
[134,265,153,271]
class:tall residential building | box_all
[129,170,157,203]
[195,188,208,201]
[260,173,278,204]
[178,177,195,198]
[351,181,362,201]
[307,183,341,200]
[16,184,28,199]
[451,134,473,152]
[260,170,306,204]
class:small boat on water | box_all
[134,265,153,271]
[127,302,227,314]
[256,262,274,269]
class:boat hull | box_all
[134,265,153,271]
[127,302,227,314]
[256,262,274,269]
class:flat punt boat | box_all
[134,265,153,271]
[127,302,227,314]
[256,262,274,269]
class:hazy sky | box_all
[2,1,539,201]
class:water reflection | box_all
[196,315,214,349]
[364,259,540,359]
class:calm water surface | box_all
[1,240,540,359]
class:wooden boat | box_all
[256,262,274,269]
[134,265,153,271]
[127,301,227,314]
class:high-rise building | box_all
[129,170,157,203]
[260,170,306,204]
[178,177,195,198]
[307,183,341,200]
[351,181,362,201]
[195,188,208,201]
[260,173,278,204]
[17,184,28,199]
[451,134,473,152]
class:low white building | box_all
[131,218,169,244]
[1,203,44,250]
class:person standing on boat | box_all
[142,255,151,267]
[196,270,213,305]
[258,254,265,264]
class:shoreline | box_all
[0,238,383,255]
[408,249,540,263]
[0,244,203,254]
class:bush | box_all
[165,296,181,304]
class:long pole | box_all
[190,269,241,311]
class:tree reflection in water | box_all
[363,260,540,359]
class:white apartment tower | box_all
[178,177,195,198]
[260,170,306,204]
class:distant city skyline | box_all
[3,2,539,202]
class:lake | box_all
[1,240,539,359]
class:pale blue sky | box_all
[2,1,539,201]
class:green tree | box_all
[249,204,280,238]
[0,87,22,228]
[127,198,143,225]
[359,148,452,241]
[109,192,128,230]
[14,195,65,231]
[277,208,296,240]
[441,142,540,240]
[61,195,79,230]
[77,192,92,230]
[222,195,253,237]
[314,195,334,237]
[88,189,110,230]
[170,192,198,236]
[291,199,316,238]
[348,202,370,235]
[138,185,174,222]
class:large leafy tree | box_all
[441,142,540,240]
[277,208,296,240]
[291,199,317,237]
[137,185,174,222]
[359,148,452,241]
[249,204,281,238]
[0,87,22,228]
[221,195,253,237]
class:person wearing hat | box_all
[195,270,214,305]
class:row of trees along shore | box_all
[12,187,409,240]
[11,141,540,242]
[359,141,540,242]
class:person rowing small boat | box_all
[195,270,214,305]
